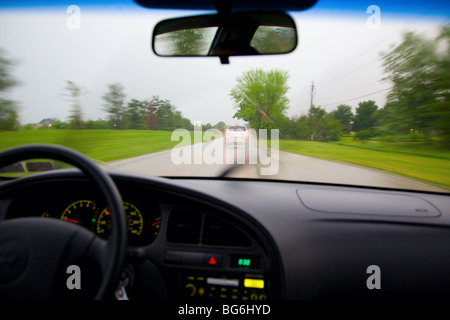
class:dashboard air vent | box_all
[166,210,253,247]
[166,210,202,244]
[201,215,252,247]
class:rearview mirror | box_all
[152,11,297,64]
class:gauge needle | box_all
[152,220,161,226]
[62,218,79,224]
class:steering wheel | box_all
[0,144,128,299]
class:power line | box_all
[321,86,393,108]
[300,1,447,112]
[319,78,387,103]
[314,0,447,87]
[316,55,384,87]
[314,36,392,84]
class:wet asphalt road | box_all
[105,137,447,193]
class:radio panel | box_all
[182,272,269,300]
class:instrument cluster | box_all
[45,198,161,246]
[6,180,162,247]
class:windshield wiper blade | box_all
[218,164,245,178]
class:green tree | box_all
[143,98,159,130]
[203,123,213,131]
[181,117,193,131]
[214,121,226,132]
[284,115,309,140]
[230,69,290,133]
[310,106,341,142]
[154,99,174,131]
[125,99,146,129]
[0,49,20,130]
[103,82,126,129]
[85,118,108,129]
[152,97,186,131]
[63,80,86,129]
[52,120,68,129]
[330,104,353,134]
[380,26,450,144]
[352,100,378,132]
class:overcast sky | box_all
[0,0,448,126]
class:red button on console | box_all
[205,254,222,267]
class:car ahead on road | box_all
[224,125,250,145]
[0,0,449,304]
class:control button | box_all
[165,251,224,267]
[185,283,196,297]
[206,277,239,287]
[204,254,223,267]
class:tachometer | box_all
[97,201,144,238]
[125,201,144,235]
[61,200,99,230]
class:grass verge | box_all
[0,129,187,162]
[278,137,450,189]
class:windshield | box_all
[0,0,449,192]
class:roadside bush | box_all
[375,133,428,142]
[354,129,379,140]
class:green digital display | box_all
[230,255,258,269]
[238,258,251,267]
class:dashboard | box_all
[0,172,279,300]
[1,169,450,299]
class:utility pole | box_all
[309,80,315,140]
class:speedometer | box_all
[97,201,144,238]
[61,200,99,230]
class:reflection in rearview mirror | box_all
[152,12,297,63]
[250,26,296,54]
[155,27,219,56]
